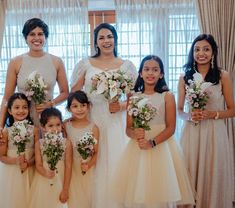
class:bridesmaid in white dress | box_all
[0,17,68,129]
[70,23,137,208]
[0,93,39,208]
[111,55,195,208]
[178,34,235,208]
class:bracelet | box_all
[214,111,219,120]
[149,139,157,148]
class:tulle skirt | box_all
[110,124,195,208]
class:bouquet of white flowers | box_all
[90,70,134,102]
[127,96,157,130]
[11,119,32,155]
[25,71,47,104]
[76,132,97,175]
[41,132,65,174]
[185,72,212,111]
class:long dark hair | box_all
[184,34,221,85]
[92,23,118,57]
[134,55,169,93]
[6,93,32,127]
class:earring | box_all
[211,56,214,69]
[193,61,197,72]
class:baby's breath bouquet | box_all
[127,96,157,130]
[90,70,134,102]
[25,71,47,104]
[41,132,65,174]
[76,132,97,175]
[11,119,32,155]
[185,72,212,111]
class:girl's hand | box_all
[19,160,28,172]
[59,189,69,203]
[201,110,216,120]
[191,109,203,122]
[0,128,5,145]
[18,154,25,165]
[45,169,55,179]
[81,162,89,173]
[133,128,145,140]
[137,138,152,150]
[109,101,121,113]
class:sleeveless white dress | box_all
[66,121,96,208]
[180,83,234,208]
[17,53,57,126]
[111,92,195,208]
[0,124,35,208]
[70,58,137,208]
[29,137,67,208]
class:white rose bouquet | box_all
[11,119,32,155]
[90,70,134,102]
[76,132,97,175]
[25,71,47,104]
[127,96,157,130]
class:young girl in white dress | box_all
[111,55,195,208]
[0,93,39,208]
[29,107,72,208]
[65,90,99,208]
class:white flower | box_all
[28,71,37,82]
[193,72,203,85]
[137,98,149,108]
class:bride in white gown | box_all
[70,23,137,208]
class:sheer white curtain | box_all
[115,0,200,139]
[0,0,6,57]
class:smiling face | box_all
[8,99,29,122]
[141,59,163,86]
[26,27,46,52]
[193,40,213,66]
[96,28,115,55]
[69,98,89,121]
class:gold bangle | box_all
[214,111,219,120]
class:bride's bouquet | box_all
[12,120,32,155]
[25,71,47,104]
[185,72,212,124]
[127,96,157,130]
[90,70,134,102]
[41,132,65,184]
[76,132,97,175]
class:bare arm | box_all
[71,73,85,92]
[59,138,72,203]
[177,75,191,121]
[0,57,21,130]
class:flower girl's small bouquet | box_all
[127,96,157,130]
[11,119,32,156]
[90,70,134,102]
[185,72,212,124]
[11,119,32,173]
[76,132,97,175]
[25,71,47,104]
[41,132,65,185]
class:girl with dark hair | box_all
[178,34,235,208]
[29,107,72,208]
[70,23,137,208]
[111,55,194,208]
[65,90,99,208]
[0,17,69,130]
[0,92,39,208]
